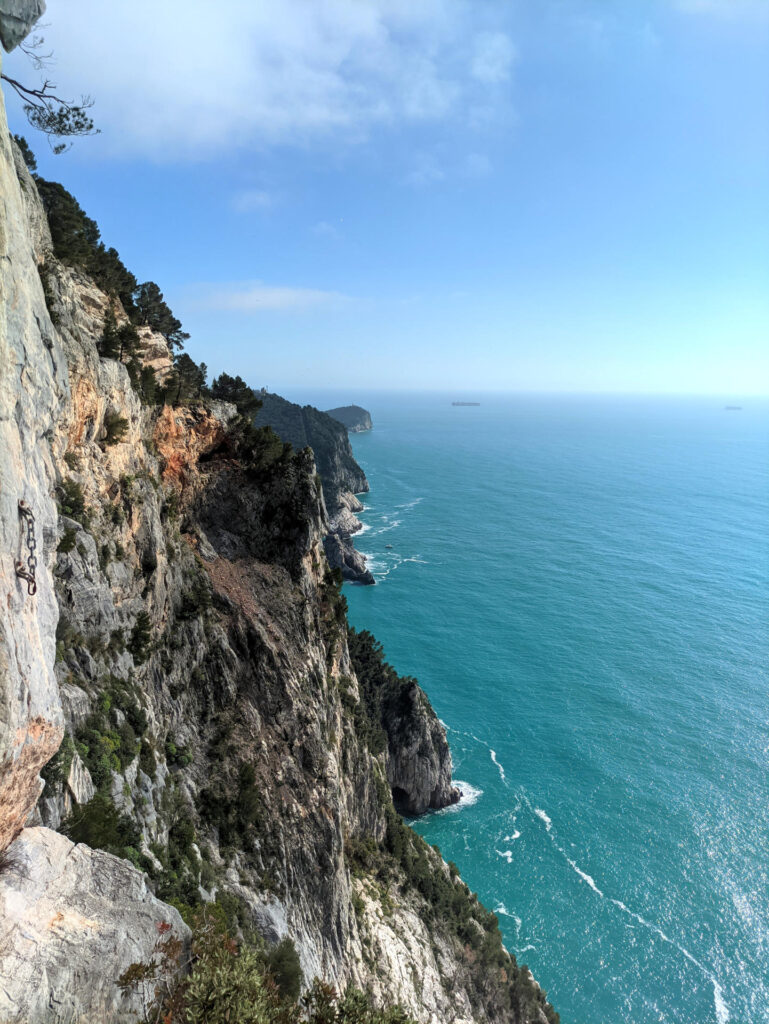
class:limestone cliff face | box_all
[0,828,190,1024]
[0,73,65,854]
[0,36,557,1024]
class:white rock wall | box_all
[0,59,66,851]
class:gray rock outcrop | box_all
[0,0,45,51]
[386,686,461,815]
[0,827,190,1024]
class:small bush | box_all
[61,792,141,858]
[103,412,129,446]
[58,527,77,554]
[40,733,75,790]
[129,611,152,664]
[264,937,302,1002]
[37,262,61,327]
[58,479,89,527]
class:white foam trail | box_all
[490,749,507,785]
[714,982,729,1024]
[495,849,514,864]
[504,831,521,842]
[534,808,552,830]
[516,944,536,954]
[528,798,730,1023]
[566,856,603,896]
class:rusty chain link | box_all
[15,499,37,596]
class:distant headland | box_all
[452,401,481,406]
[325,404,373,432]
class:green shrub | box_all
[263,938,302,1002]
[129,611,152,664]
[178,572,212,620]
[40,733,75,790]
[165,737,193,768]
[58,527,77,554]
[139,739,157,779]
[61,792,141,858]
[37,262,61,327]
[58,479,89,527]
[118,907,417,1024]
[103,412,129,446]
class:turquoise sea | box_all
[293,391,769,1024]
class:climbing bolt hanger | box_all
[15,499,37,596]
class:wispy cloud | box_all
[199,281,350,312]
[471,31,516,84]
[403,154,447,187]
[673,0,769,18]
[312,220,342,239]
[231,189,275,212]
[6,0,516,160]
[403,150,492,187]
[462,152,492,178]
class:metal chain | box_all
[15,500,37,596]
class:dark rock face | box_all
[0,0,45,52]
[385,685,461,815]
[253,392,367,510]
[325,405,372,433]
[253,391,374,585]
[324,533,375,586]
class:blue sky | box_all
[4,0,768,395]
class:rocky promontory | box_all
[325,404,373,433]
[253,391,375,584]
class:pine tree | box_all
[98,306,120,359]
[134,281,189,349]
[210,373,262,419]
[171,354,207,406]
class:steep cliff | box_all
[0,25,557,1024]
[253,391,375,585]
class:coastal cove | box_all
[286,390,769,1024]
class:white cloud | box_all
[403,153,447,187]
[6,0,515,160]
[471,31,516,84]
[231,189,275,212]
[312,221,342,239]
[200,281,349,312]
[462,152,492,177]
[673,0,769,17]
